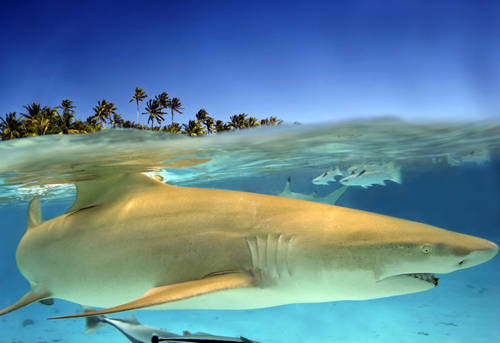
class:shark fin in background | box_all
[324,185,348,204]
[27,196,42,230]
[84,315,105,334]
[50,272,256,319]
[283,177,292,193]
[67,173,166,213]
[122,314,141,325]
[0,288,52,315]
[333,167,343,177]
[391,168,402,184]
[82,306,106,334]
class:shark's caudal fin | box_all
[390,164,402,184]
[0,288,52,316]
[50,272,256,319]
[83,307,106,334]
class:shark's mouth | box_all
[405,273,439,286]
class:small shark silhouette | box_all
[279,177,348,204]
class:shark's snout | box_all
[453,237,498,270]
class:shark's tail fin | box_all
[388,162,402,184]
[83,306,106,334]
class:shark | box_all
[0,173,497,320]
[279,177,348,204]
[84,308,257,343]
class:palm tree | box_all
[215,120,230,132]
[122,120,137,128]
[229,114,260,129]
[229,113,247,129]
[129,87,148,125]
[195,109,215,134]
[156,92,170,110]
[195,109,209,122]
[203,116,215,134]
[111,113,124,128]
[56,99,78,134]
[21,103,59,136]
[0,112,24,140]
[182,120,206,136]
[245,116,260,128]
[169,97,184,124]
[61,99,76,116]
[260,116,283,126]
[92,99,111,126]
[163,122,182,134]
[105,102,119,121]
[142,99,165,129]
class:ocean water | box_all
[0,118,499,343]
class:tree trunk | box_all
[136,101,140,125]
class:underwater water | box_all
[0,118,499,343]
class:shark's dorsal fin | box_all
[49,272,256,319]
[67,174,166,213]
[27,197,42,230]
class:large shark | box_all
[0,173,497,319]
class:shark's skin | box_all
[0,174,497,318]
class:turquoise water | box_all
[1,118,499,343]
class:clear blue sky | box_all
[0,0,498,124]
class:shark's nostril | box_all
[458,260,465,266]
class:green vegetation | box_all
[0,88,283,141]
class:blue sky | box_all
[0,0,498,124]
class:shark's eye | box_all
[421,245,433,254]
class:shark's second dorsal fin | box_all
[122,314,141,325]
[67,173,166,213]
[27,197,42,230]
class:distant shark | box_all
[279,177,348,204]
[0,173,497,320]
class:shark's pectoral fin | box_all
[49,272,256,320]
[0,288,52,316]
